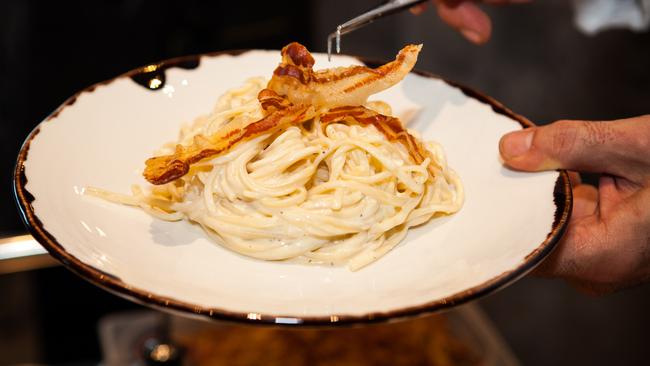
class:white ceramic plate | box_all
[14,49,571,325]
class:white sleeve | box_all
[572,0,650,35]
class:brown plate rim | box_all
[13,49,572,327]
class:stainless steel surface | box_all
[0,235,56,274]
[327,0,426,59]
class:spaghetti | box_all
[88,45,463,271]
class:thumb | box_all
[499,118,650,181]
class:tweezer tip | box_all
[327,25,344,62]
[327,34,333,61]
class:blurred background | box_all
[1,0,649,365]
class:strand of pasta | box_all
[87,77,463,270]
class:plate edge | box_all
[12,50,573,327]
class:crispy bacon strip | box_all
[268,42,422,108]
[320,106,438,177]
[257,88,292,111]
[144,43,425,185]
[143,90,314,185]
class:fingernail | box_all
[460,29,483,44]
[500,129,534,160]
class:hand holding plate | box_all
[500,115,650,294]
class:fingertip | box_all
[499,128,533,161]
[461,29,487,44]
[572,184,598,219]
[409,4,427,15]
[464,10,492,45]
[498,132,511,159]
[436,1,493,44]
[500,127,567,171]
[573,183,598,201]
[567,171,582,187]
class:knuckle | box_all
[544,120,580,157]
[543,120,620,163]
[581,121,616,146]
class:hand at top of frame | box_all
[411,0,532,44]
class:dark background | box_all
[1,0,649,365]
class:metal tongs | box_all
[327,0,427,60]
